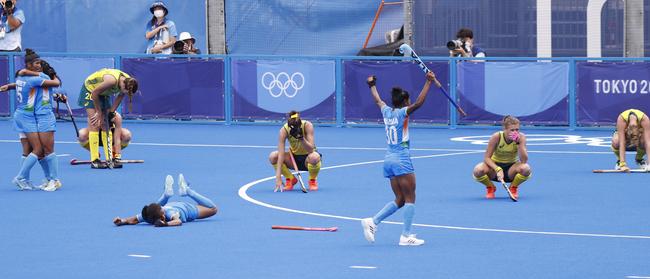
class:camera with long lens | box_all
[446,39,465,50]
[3,0,13,10]
[173,40,186,54]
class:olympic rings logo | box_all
[261,72,305,98]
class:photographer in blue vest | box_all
[448,28,485,59]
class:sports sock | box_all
[402,203,415,236]
[612,146,621,162]
[273,163,294,180]
[21,155,31,180]
[100,131,111,161]
[185,188,217,209]
[156,192,171,206]
[307,161,321,180]
[510,173,530,188]
[636,147,646,162]
[372,201,398,225]
[44,153,59,180]
[18,153,38,179]
[474,174,495,188]
[38,158,51,180]
[89,131,100,161]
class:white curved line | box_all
[239,152,650,240]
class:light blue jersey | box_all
[381,105,414,178]
[34,73,57,115]
[15,75,46,113]
[136,201,199,224]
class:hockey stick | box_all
[272,225,338,232]
[288,150,308,193]
[499,179,518,202]
[62,101,79,138]
[70,158,144,165]
[103,110,114,169]
[592,169,649,173]
[399,43,468,117]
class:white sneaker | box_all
[42,180,62,192]
[164,175,174,197]
[178,173,189,196]
[399,234,425,246]
[12,177,34,191]
[361,218,377,243]
[37,179,49,190]
[636,159,648,170]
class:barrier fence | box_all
[1,52,649,128]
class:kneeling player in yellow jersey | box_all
[269,111,322,191]
[612,109,650,172]
[472,115,531,199]
[77,112,132,162]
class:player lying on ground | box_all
[113,174,218,227]
[77,112,132,161]
[472,115,531,199]
[269,111,322,191]
[612,109,650,172]
[78,68,138,169]
[361,72,436,246]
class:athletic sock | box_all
[156,192,171,206]
[44,153,59,180]
[372,201,399,225]
[21,155,31,180]
[307,161,321,180]
[100,131,111,161]
[510,173,530,188]
[38,158,51,180]
[612,146,621,162]
[185,188,217,209]
[18,153,38,179]
[636,147,646,162]
[474,174,495,188]
[402,203,415,236]
[273,163,294,180]
[89,131,100,161]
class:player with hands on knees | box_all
[113,174,218,227]
[472,115,531,200]
[360,72,435,246]
[269,111,322,192]
[612,109,650,172]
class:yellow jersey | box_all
[84,69,131,97]
[491,131,518,164]
[283,122,314,156]
[620,109,645,125]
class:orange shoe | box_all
[284,177,298,191]
[485,186,496,199]
[509,186,519,199]
[308,179,318,191]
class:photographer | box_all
[172,32,201,55]
[0,0,25,52]
[448,28,485,59]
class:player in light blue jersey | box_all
[0,49,61,191]
[113,174,218,227]
[361,72,437,246]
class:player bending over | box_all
[78,112,132,165]
[612,109,650,172]
[472,115,531,199]
[361,72,436,246]
[113,174,218,227]
[269,111,322,191]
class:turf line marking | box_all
[627,276,650,279]
[127,254,151,258]
[56,153,71,157]
[350,266,377,269]
[239,152,650,240]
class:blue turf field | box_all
[1,120,649,279]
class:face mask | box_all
[154,10,165,18]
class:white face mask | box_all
[154,10,165,18]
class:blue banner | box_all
[0,57,8,116]
[232,60,336,121]
[577,62,650,125]
[458,62,569,124]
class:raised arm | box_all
[406,72,437,115]
[367,75,386,109]
[300,121,316,152]
[41,77,61,88]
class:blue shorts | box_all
[383,152,414,178]
[13,111,38,133]
[35,112,56,132]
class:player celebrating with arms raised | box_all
[472,115,531,200]
[361,72,436,246]
[612,109,650,171]
[269,111,322,192]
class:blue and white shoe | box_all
[399,234,425,246]
[164,175,174,197]
[12,177,34,191]
[178,173,189,196]
[42,180,62,192]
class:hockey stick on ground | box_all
[272,225,337,232]
[288,150,308,193]
[399,43,468,117]
[499,179,518,202]
[592,169,649,173]
[70,159,144,165]
[103,110,114,169]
